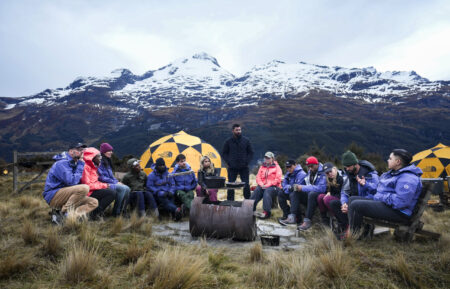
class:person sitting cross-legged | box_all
[316,162,344,227]
[348,149,422,238]
[122,158,158,218]
[250,151,283,220]
[147,158,182,221]
[172,154,197,215]
[278,159,307,225]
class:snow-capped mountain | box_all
[3,52,447,113]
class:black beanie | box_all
[155,158,165,167]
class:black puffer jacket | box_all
[221,135,254,169]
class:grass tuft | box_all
[249,243,263,262]
[123,235,145,264]
[144,246,208,289]
[0,252,34,280]
[42,227,62,259]
[18,195,41,209]
[21,219,39,245]
[390,252,419,287]
[60,242,99,284]
[110,216,124,236]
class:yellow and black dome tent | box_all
[411,143,450,192]
[140,131,227,177]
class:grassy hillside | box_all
[0,175,449,288]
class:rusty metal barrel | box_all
[189,197,257,241]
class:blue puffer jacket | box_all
[301,163,327,194]
[171,163,197,192]
[282,165,307,194]
[146,165,175,197]
[340,160,379,204]
[373,165,423,216]
[43,152,85,204]
[98,158,118,186]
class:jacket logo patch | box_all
[158,151,173,158]
[404,184,409,189]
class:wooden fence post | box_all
[13,150,18,193]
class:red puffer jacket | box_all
[256,161,282,188]
[81,147,108,196]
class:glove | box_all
[288,185,294,193]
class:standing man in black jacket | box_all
[222,124,254,200]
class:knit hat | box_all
[264,151,275,159]
[100,143,114,154]
[342,151,358,167]
[305,156,319,166]
[155,157,166,167]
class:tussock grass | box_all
[123,235,146,264]
[60,242,99,284]
[129,252,152,276]
[62,211,84,233]
[144,246,209,289]
[110,216,124,236]
[0,252,34,280]
[42,227,62,259]
[0,202,11,217]
[249,243,263,262]
[18,195,42,209]
[389,252,419,288]
[21,219,39,245]
[123,212,146,232]
[208,251,228,270]
[79,224,100,249]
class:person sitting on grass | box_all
[329,150,379,235]
[348,149,422,238]
[250,151,283,220]
[81,147,117,220]
[172,154,197,215]
[278,159,307,225]
[296,156,327,231]
[122,158,158,218]
[196,155,220,202]
[316,162,344,227]
[43,143,98,225]
[147,158,182,221]
[97,142,130,217]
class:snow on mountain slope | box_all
[5,52,445,111]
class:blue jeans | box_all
[250,186,279,214]
[112,184,131,216]
[129,191,157,212]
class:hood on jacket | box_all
[173,162,192,172]
[53,151,71,161]
[83,147,101,167]
[292,165,304,175]
[392,164,423,177]
[359,160,376,172]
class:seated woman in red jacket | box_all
[250,151,282,219]
[81,147,116,220]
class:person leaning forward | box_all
[42,143,98,225]
[222,123,254,200]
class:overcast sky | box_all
[1,0,449,98]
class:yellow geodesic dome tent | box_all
[411,143,450,192]
[140,131,227,177]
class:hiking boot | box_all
[51,211,63,226]
[278,215,288,226]
[279,214,297,226]
[298,219,312,231]
[257,211,270,220]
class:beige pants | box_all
[49,184,98,215]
